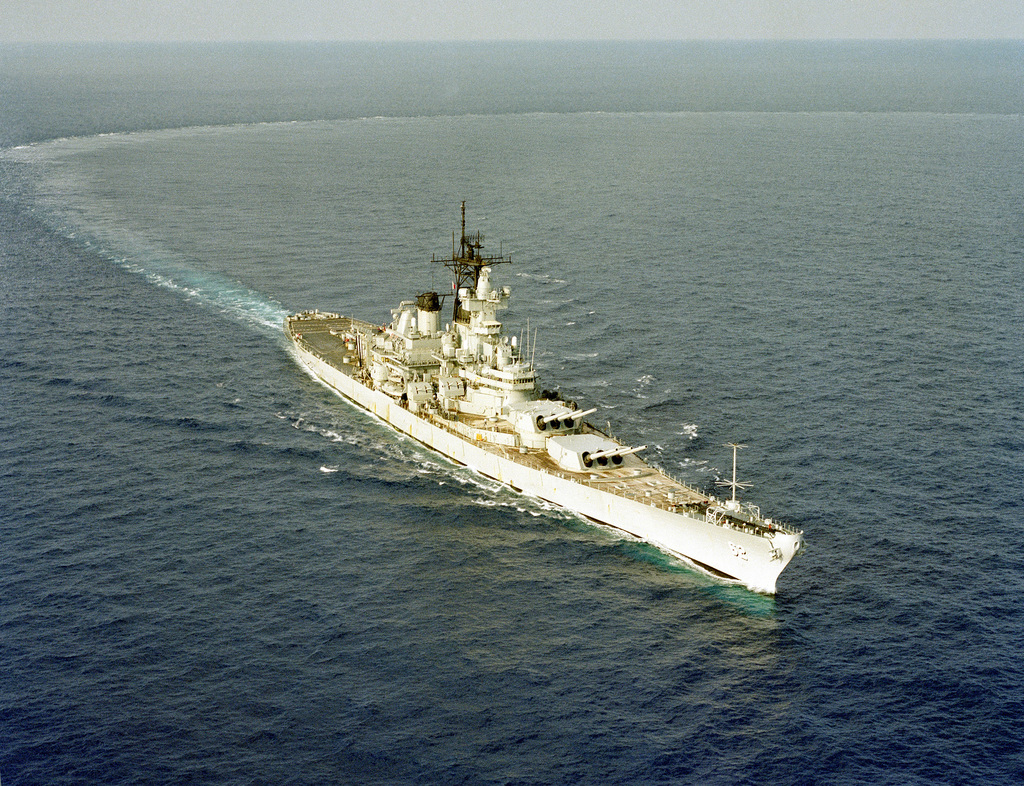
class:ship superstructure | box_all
[285,204,804,593]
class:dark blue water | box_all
[2,42,1023,785]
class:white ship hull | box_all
[291,341,802,594]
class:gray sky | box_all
[3,1,1022,43]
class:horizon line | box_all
[3,37,1023,47]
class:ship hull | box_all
[289,341,800,594]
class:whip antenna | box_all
[716,442,752,501]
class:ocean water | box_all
[2,42,1023,785]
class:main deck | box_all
[286,310,800,543]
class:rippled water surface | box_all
[2,42,1023,785]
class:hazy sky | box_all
[3,1,1022,43]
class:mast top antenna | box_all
[716,442,753,502]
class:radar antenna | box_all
[434,201,511,323]
[716,443,753,501]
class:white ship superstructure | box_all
[285,205,804,593]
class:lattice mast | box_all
[435,201,511,323]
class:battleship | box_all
[285,204,804,593]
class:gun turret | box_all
[536,406,597,431]
[582,444,647,468]
[568,407,598,421]
[540,411,567,425]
